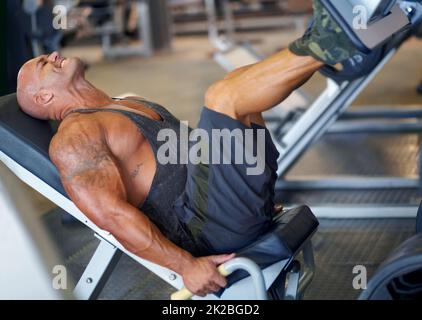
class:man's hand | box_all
[289,0,359,65]
[181,253,235,297]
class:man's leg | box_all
[219,64,267,127]
[205,0,361,126]
[205,49,323,126]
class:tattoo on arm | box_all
[130,163,143,179]
[64,143,114,183]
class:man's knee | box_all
[205,80,238,119]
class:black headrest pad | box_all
[0,93,66,196]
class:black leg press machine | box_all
[0,0,422,300]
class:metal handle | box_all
[170,257,267,300]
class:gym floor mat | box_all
[302,218,415,300]
[43,210,173,300]
[287,133,421,177]
[42,209,416,300]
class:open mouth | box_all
[51,52,66,69]
[56,57,67,68]
[58,57,66,68]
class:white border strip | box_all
[292,205,419,219]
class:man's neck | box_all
[59,79,113,120]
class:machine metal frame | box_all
[101,0,153,59]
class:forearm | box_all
[103,202,194,275]
[207,49,323,117]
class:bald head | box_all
[16,52,87,120]
[17,60,49,119]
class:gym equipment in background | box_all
[170,0,311,35]
[57,0,159,59]
[99,0,153,58]
[22,0,43,57]
[360,202,422,299]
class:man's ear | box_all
[34,89,54,106]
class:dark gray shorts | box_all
[174,107,280,255]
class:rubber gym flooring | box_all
[41,132,420,300]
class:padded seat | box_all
[0,93,318,294]
[225,205,318,288]
[238,206,318,265]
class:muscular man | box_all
[16,0,357,297]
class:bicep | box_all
[65,155,127,208]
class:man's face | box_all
[17,52,86,118]
[23,52,85,89]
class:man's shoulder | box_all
[58,111,102,132]
[50,114,105,161]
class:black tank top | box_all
[71,98,200,254]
